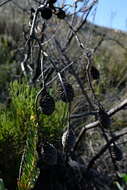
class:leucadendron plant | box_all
[0,80,68,190]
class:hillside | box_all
[0,10,127,100]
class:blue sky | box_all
[93,0,127,32]
[63,0,127,32]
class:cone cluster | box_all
[90,66,100,80]
[99,108,111,129]
[39,90,55,115]
[38,0,66,20]
[110,143,123,161]
[62,128,76,153]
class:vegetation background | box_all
[0,0,127,189]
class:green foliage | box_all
[118,173,127,184]
[0,80,37,189]
[0,80,68,189]
[39,100,68,144]
[17,123,38,190]
[0,178,5,190]
[113,173,127,190]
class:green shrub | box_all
[0,80,68,189]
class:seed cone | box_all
[40,7,52,20]
[37,143,57,167]
[39,91,55,115]
[47,0,57,4]
[90,66,100,80]
[56,8,66,19]
[62,128,76,153]
[99,108,111,129]
[58,82,74,103]
[110,144,123,161]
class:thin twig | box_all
[63,0,97,51]
[86,132,126,170]
[0,0,12,7]
[73,99,127,152]
[54,38,95,110]
[18,147,26,180]
[70,111,98,119]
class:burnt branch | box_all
[86,131,127,170]
[73,99,127,152]
[0,0,12,7]
[63,0,98,51]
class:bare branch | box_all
[87,131,127,170]
[0,0,12,7]
[54,38,95,110]
[63,0,97,51]
[108,99,127,116]
[73,99,127,151]
[70,111,97,119]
